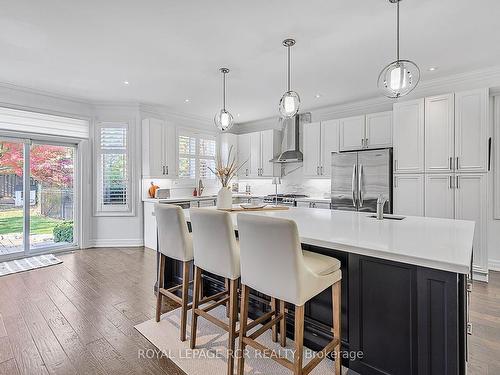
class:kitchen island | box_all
[164,207,474,375]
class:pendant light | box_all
[214,67,234,131]
[279,39,300,118]
[378,0,420,98]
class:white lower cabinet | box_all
[424,174,454,219]
[418,173,488,277]
[454,174,488,275]
[144,201,157,250]
[393,174,425,216]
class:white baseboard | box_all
[90,238,144,248]
[488,259,500,272]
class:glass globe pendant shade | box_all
[378,59,420,98]
[214,109,234,131]
[279,90,300,118]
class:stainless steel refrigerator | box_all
[330,149,392,213]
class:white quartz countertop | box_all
[183,207,474,274]
[143,193,264,203]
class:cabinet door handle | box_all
[456,176,459,189]
[394,159,398,171]
[165,166,168,175]
[317,166,320,175]
[449,175,453,189]
[449,157,453,170]
[162,166,165,175]
[456,157,459,170]
[321,166,324,175]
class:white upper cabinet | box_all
[321,119,340,177]
[249,132,261,177]
[339,115,365,151]
[393,174,425,216]
[454,173,487,273]
[237,133,251,178]
[303,120,339,177]
[393,99,425,173]
[425,94,455,173]
[365,111,393,149]
[424,174,454,219]
[239,130,280,178]
[142,118,175,178]
[303,122,322,177]
[260,129,276,177]
[454,88,489,172]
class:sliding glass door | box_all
[0,137,77,261]
[0,139,25,257]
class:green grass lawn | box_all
[0,209,62,235]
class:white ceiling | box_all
[2,0,500,123]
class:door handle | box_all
[351,164,357,207]
[449,157,453,170]
[456,175,459,189]
[456,157,459,170]
[358,164,363,207]
[449,175,453,189]
[165,166,168,175]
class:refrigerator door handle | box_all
[351,164,357,207]
[358,164,363,207]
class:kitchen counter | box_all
[183,206,474,274]
[173,206,471,374]
[174,206,472,374]
[143,193,265,203]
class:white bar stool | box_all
[189,208,242,375]
[155,203,194,342]
[236,214,342,375]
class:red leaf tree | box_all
[0,142,73,187]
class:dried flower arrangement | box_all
[208,145,247,187]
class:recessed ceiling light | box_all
[428,67,438,71]
[184,99,190,103]
[123,80,130,85]
[237,113,240,117]
[315,93,321,99]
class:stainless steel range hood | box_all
[271,112,311,163]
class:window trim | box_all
[93,121,134,217]
[175,127,217,186]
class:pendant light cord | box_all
[396,0,400,61]
[287,45,291,92]
[222,71,226,111]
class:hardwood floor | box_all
[0,247,498,375]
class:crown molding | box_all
[240,64,500,129]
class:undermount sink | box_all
[367,214,406,221]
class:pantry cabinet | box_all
[393,174,425,217]
[393,99,425,173]
[425,94,455,173]
[454,89,489,172]
[142,118,176,178]
[424,174,454,219]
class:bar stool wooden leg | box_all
[280,299,287,347]
[237,284,250,375]
[155,253,165,322]
[180,261,190,341]
[227,279,239,375]
[333,281,342,375]
[294,305,305,375]
[225,278,230,318]
[271,298,278,343]
[190,266,202,349]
